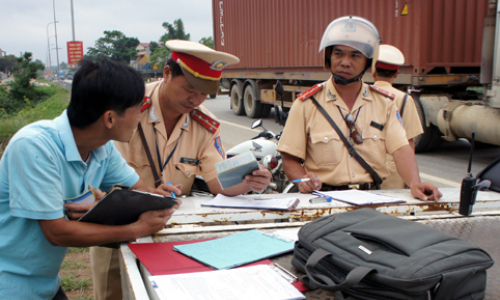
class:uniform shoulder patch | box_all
[190,109,220,134]
[140,96,152,112]
[297,83,324,101]
[369,85,396,100]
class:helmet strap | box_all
[332,71,364,85]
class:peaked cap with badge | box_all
[376,44,405,71]
[165,40,240,95]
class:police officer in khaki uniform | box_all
[373,45,424,190]
[91,40,272,300]
[277,16,441,201]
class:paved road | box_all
[203,94,500,188]
[55,80,72,91]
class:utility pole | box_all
[70,0,76,41]
[46,21,58,79]
[53,0,60,80]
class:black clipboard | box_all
[78,184,178,226]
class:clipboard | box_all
[78,184,178,226]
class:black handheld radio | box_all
[459,132,478,216]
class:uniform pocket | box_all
[309,131,342,165]
[175,164,198,178]
[361,125,386,142]
[361,126,387,162]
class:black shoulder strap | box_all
[137,123,162,188]
[400,94,408,117]
[310,96,382,188]
[137,83,163,188]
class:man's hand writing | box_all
[296,172,321,193]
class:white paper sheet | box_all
[149,265,305,300]
[313,189,405,206]
[201,194,300,210]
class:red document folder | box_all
[128,239,308,292]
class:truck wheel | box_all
[230,82,244,115]
[414,95,443,152]
[244,85,263,118]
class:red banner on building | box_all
[67,41,83,67]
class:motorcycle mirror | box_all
[274,104,283,125]
[275,81,284,100]
[251,119,263,129]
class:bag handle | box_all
[302,248,374,291]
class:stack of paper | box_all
[201,194,300,210]
[173,230,295,270]
[150,265,305,300]
[313,189,405,206]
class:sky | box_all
[0,0,214,66]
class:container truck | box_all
[212,0,500,152]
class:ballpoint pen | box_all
[292,177,319,183]
[309,196,333,204]
[166,181,176,199]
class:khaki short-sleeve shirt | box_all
[115,81,225,195]
[276,78,408,186]
[373,81,424,189]
[373,81,423,140]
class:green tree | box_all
[0,54,18,74]
[59,61,68,70]
[199,37,214,49]
[85,30,140,64]
[149,41,159,53]
[150,19,191,70]
[9,52,44,101]
[160,19,190,43]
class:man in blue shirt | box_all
[0,59,181,300]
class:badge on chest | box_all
[180,157,200,165]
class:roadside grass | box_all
[60,248,94,300]
[0,83,68,156]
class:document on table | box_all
[313,189,405,206]
[173,229,295,270]
[149,264,305,300]
[201,194,300,210]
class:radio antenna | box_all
[467,132,475,175]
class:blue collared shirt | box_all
[0,110,139,300]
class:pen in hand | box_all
[166,181,176,199]
[292,177,319,183]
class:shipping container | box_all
[213,0,488,76]
[213,0,500,152]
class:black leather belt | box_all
[321,182,379,191]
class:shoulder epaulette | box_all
[369,85,396,100]
[297,83,324,101]
[140,96,152,112]
[190,109,220,134]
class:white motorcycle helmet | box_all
[319,16,381,85]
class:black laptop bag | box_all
[292,208,494,300]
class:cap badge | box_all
[210,60,227,71]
